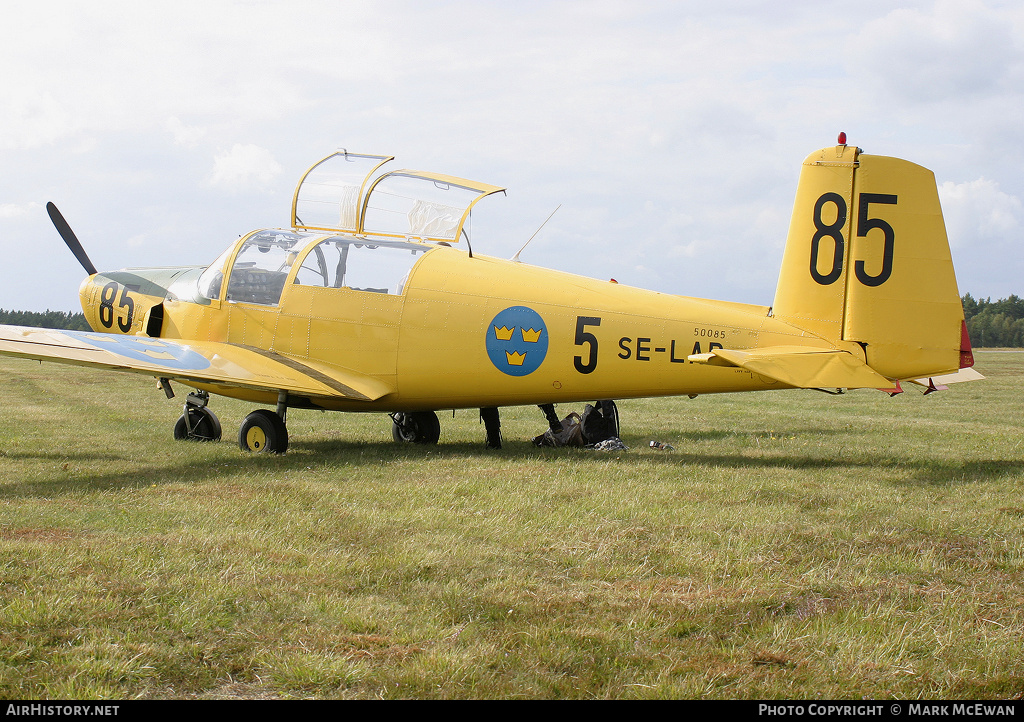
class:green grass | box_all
[1,353,1023,699]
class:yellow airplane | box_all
[0,137,980,453]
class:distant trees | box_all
[0,309,90,331]
[962,294,1024,348]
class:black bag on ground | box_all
[580,400,620,445]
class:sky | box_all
[1,0,1022,312]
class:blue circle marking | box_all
[65,331,212,372]
[486,306,548,377]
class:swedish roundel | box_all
[486,306,548,377]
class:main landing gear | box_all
[171,386,289,454]
[238,409,289,454]
[388,408,501,448]
[390,411,441,444]
[389,409,498,447]
[388,402,617,449]
[170,392,615,454]
[238,391,290,454]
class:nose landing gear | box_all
[172,390,222,442]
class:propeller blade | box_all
[46,202,98,276]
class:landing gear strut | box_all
[480,407,502,449]
[173,390,222,442]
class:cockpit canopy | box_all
[197,230,429,307]
[291,152,392,233]
[291,150,505,245]
[195,150,504,307]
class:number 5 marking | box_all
[573,316,601,374]
[855,193,897,287]
[116,285,135,332]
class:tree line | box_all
[962,294,1024,348]
[0,309,91,331]
[2,295,1023,347]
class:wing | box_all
[687,345,895,389]
[0,325,392,401]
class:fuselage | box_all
[77,228,842,412]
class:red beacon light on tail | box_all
[838,132,847,145]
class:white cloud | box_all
[165,117,206,148]
[666,240,701,260]
[0,202,42,219]
[849,0,1020,103]
[0,90,79,150]
[204,144,283,191]
[939,178,1022,246]
[938,176,1023,297]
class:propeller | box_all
[46,202,98,276]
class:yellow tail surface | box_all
[772,143,967,381]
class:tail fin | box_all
[772,141,969,381]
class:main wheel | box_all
[391,411,441,444]
[238,409,289,453]
[173,406,222,442]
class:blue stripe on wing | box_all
[63,331,212,372]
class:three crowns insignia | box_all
[493,325,543,367]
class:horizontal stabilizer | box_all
[0,325,393,401]
[688,345,893,389]
[910,367,985,389]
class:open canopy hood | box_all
[291,150,505,246]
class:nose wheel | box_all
[173,391,222,442]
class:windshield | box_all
[196,246,233,301]
[225,230,305,306]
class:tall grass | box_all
[1,353,1022,699]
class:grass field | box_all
[1,352,1023,699]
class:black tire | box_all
[173,406,222,442]
[238,409,289,453]
[391,411,441,444]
